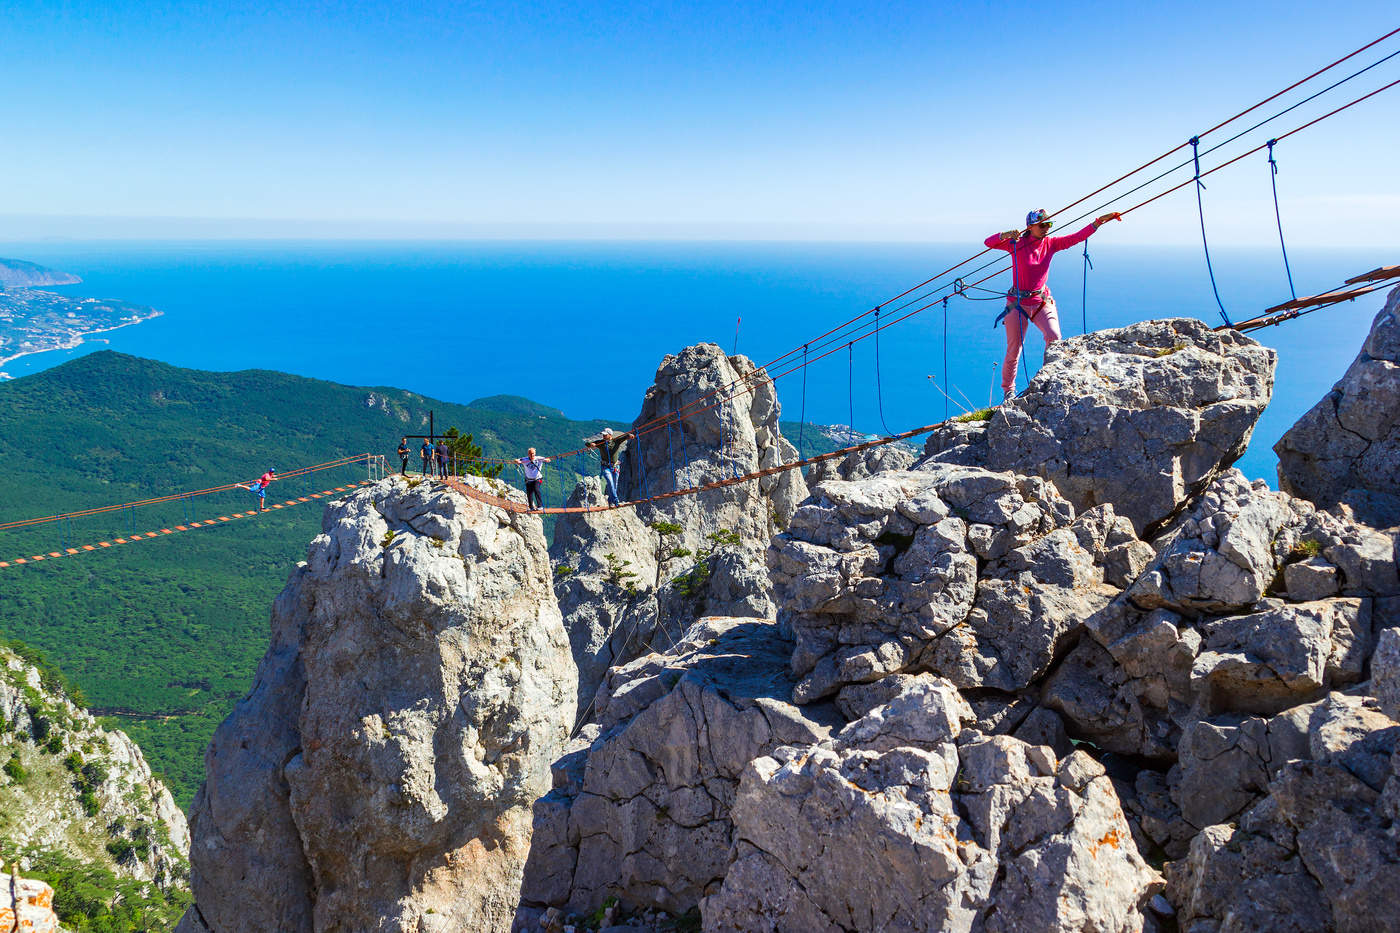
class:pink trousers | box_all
[1002,297,1061,391]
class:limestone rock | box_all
[0,872,59,933]
[185,476,575,933]
[1277,285,1400,526]
[973,318,1274,537]
[771,464,1143,703]
[702,689,1161,931]
[1167,707,1400,932]
[1374,627,1400,722]
[515,617,838,925]
[805,441,917,484]
[552,344,808,714]
[0,647,189,890]
[1042,469,1394,759]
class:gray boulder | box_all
[552,344,808,715]
[514,617,839,926]
[702,684,1162,932]
[923,318,1274,537]
[1277,285,1400,526]
[1044,470,1394,759]
[184,477,576,933]
[770,464,1146,703]
[805,441,917,483]
[1167,704,1400,932]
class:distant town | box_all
[0,287,162,378]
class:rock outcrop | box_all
[1168,698,1400,932]
[1,869,59,933]
[552,344,808,714]
[770,464,1149,704]
[183,477,575,933]
[1277,284,1400,526]
[516,617,840,926]
[702,680,1162,932]
[0,646,189,890]
[921,318,1275,536]
[1044,469,1396,761]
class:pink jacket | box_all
[985,223,1098,296]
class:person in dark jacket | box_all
[397,438,410,475]
[586,427,632,506]
[436,440,449,478]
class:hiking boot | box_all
[1002,387,1016,404]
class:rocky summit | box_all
[178,476,575,933]
[179,295,1400,932]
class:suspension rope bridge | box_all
[2,27,1399,569]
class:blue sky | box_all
[2,1,1397,244]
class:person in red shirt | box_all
[986,209,1121,402]
[248,467,276,512]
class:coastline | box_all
[0,310,163,378]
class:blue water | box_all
[2,239,1392,485]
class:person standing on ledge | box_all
[986,209,1121,403]
[516,447,551,511]
[585,427,632,506]
[420,438,433,477]
[397,437,410,475]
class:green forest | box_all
[0,351,837,808]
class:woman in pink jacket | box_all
[986,209,1121,402]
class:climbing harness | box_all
[1266,139,1297,301]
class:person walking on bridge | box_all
[516,448,551,511]
[585,427,632,506]
[248,467,276,512]
[397,437,410,475]
[987,210,1121,402]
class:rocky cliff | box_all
[179,476,575,933]
[0,644,190,926]
[551,344,808,716]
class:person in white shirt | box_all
[516,448,551,511]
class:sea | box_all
[1,239,1392,485]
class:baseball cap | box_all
[1025,209,1053,229]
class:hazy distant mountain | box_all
[0,257,82,287]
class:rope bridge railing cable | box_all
[0,454,373,532]
[1046,42,1400,238]
[0,477,378,570]
[1267,139,1298,301]
[1046,25,1400,223]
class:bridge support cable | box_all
[1267,140,1298,301]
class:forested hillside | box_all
[0,351,835,806]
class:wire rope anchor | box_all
[953,278,969,298]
